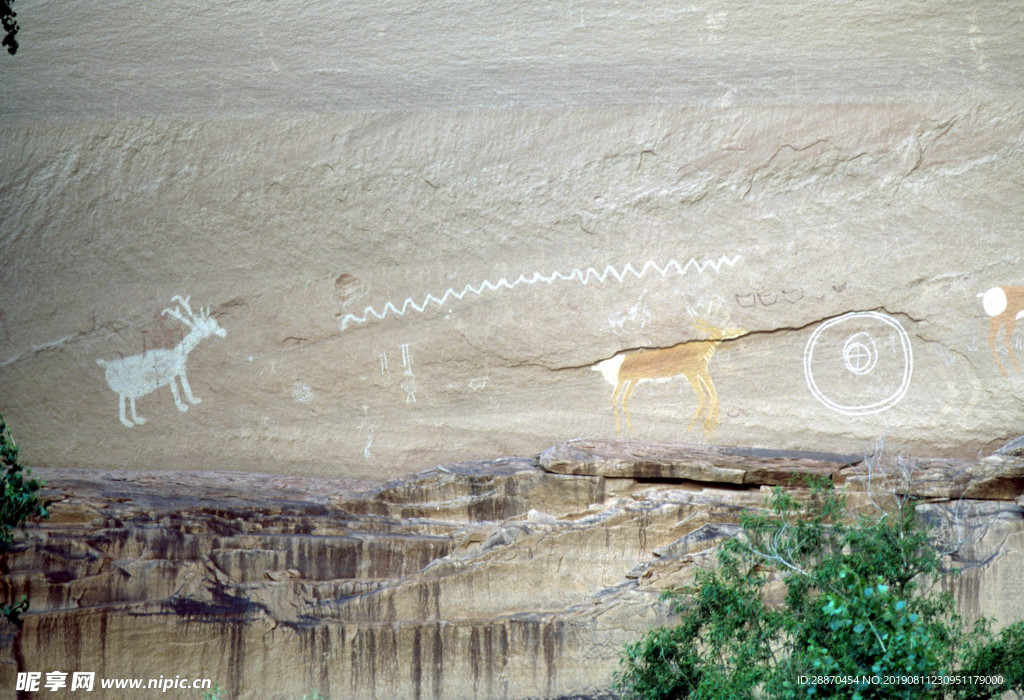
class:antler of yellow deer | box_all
[692,316,745,341]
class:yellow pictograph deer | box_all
[97,295,226,427]
[979,286,1024,377]
[592,319,744,434]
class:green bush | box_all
[1,412,50,625]
[614,479,1024,699]
[1,0,17,55]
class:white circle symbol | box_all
[804,312,913,415]
[292,381,314,404]
[842,332,878,375]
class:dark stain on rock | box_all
[543,620,559,695]
[469,626,481,696]
[431,624,444,700]
[225,621,245,697]
[165,587,264,620]
[411,626,422,700]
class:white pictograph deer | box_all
[593,319,744,435]
[979,286,1024,377]
[97,295,226,427]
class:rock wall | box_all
[2,3,1023,698]
[1,2,1024,477]
[2,105,1023,475]
[2,441,1023,699]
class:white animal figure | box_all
[978,286,1024,377]
[96,295,226,427]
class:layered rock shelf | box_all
[3,440,1023,699]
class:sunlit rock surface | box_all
[2,441,1022,699]
[1,1,1023,696]
[1,3,1024,476]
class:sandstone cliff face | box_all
[1,3,1024,476]
[2,441,1022,699]
[1,3,1023,696]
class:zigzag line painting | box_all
[339,254,742,330]
[96,295,226,427]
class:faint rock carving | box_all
[400,343,416,404]
[978,286,1024,377]
[96,296,226,427]
[379,344,418,403]
[0,308,9,343]
[932,344,957,368]
[592,319,744,435]
[357,412,380,460]
[607,292,652,335]
[706,11,728,42]
[734,287,825,308]
[333,273,370,314]
[339,255,742,330]
[803,311,913,416]
[292,381,314,404]
[684,294,726,319]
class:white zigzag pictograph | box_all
[339,254,742,330]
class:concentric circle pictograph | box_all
[292,381,314,404]
[803,312,913,415]
[842,332,878,375]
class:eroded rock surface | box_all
[2,441,1022,699]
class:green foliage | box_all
[1,414,49,551]
[1,413,50,626]
[614,479,1024,699]
[1,0,16,55]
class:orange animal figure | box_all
[979,286,1024,377]
[593,320,744,434]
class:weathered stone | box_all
[836,455,1024,501]
[3,446,1022,699]
[1,0,1023,696]
[538,438,856,485]
[2,102,1024,475]
[995,435,1024,457]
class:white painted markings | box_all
[339,255,742,330]
[804,311,913,416]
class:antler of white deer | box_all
[170,295,195,318]
[162,301,195,329]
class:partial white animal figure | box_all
[96,295,226,427]
[978,286,1024,377]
